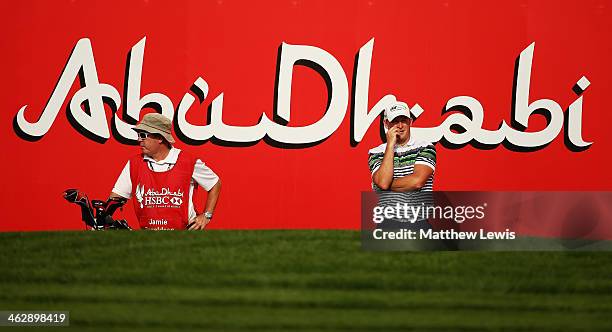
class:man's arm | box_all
[189,159,222,230]
[109,192,127,200]
[390,144,436,192]
[389,164,434,192]
[203,180,221,216]
[110,162,132,200]
[372,127,398,190]
[189,180,221,230]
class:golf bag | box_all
[63,189,131,230]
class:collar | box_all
[394,137,414,149]
[143,147,181,165]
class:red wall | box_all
[2,0,611,230]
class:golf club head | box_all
[91,200,106,219]
[63,189,91,207]
[105,197,127,217]
[63,188,97,228]
[62,189,79,203]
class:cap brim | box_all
[132,124,175,143]
[387,113,411,122]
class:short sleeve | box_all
[415,144,436,171]
[112,161,132,199]
[192,159,220,191]
[368,152,383,174]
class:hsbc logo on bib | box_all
[169,197,183,206]
[135,184,185,208]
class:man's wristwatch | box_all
[203,212,213,220]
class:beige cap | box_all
[133,113,175,144]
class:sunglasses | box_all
[137,132,151,140]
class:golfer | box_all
[368,101,436,229]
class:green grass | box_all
[1,230,611,331]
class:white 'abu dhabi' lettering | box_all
[14,38,592,150]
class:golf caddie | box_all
[110,113,221,230]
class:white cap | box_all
[384,101,410,121]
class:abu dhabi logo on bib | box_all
[135,184,184,208]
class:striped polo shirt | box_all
[368,138,437,223]
[368,138,436,191]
